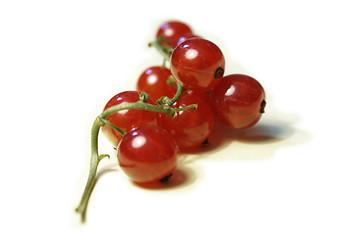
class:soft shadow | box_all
[180,109,311,162]
[91,153,197,191]
[181,120,294,155]
[132,165,197,190]
[213,118,296,145]
[233,124,291,142]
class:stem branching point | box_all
[75,90,196,223]
[148,36,173,62]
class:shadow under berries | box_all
[87,157,198,193]
[132,165,197,190]
[179,109,311,162]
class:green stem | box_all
[166,75,177,87]
[166,77,185,106]
[148,37,173,61]
[75,117,105,222]
[99,118,126,136]
[156,76,185,106]
[175,104,197,112]
[75,98,197,222]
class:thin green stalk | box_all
[99,118,126,136]
[148,36,173,61]
[75,98,197,223]
[156,76,185,106]
[165,77,185,106]
[75,117,107,222]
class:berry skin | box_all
[101,91,158,147]
[158,90,215,152]
[156,20,192,49]
[210,74,266,129]
[174,33,200,49]
[170,38,225,92]
[136,66,177,101]
[117,125,178,183]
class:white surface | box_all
[1,0,358,239]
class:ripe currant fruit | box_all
[158,90,214,151]
[210,74,266,129]
[174,33,200,49]
[170,38,225,92]
[101,91,158,147]
[117,125,178,183]
[156,20,192,49]
[136,66,177,101]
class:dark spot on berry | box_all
[260,100,266,113]
[159,173,173,183]
[214,67,224,79]
[202,138,210,145]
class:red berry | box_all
[117,125,178,183]
[156,20,192,49]
[101,91,158,146]
[174,33,200,49]
[210,74,266,129]
[136,66,177,101]
[170,38,225,92]
[158,91,214,152]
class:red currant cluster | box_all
[76,20,266,222]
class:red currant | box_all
[210,74,266,129]
[117,125,178,183]
[136,66,177,101]
[170,38,225,92]
[101,91,158,146]
[174,33,200,49]
[156,20,192,49]
[158,90,214,152]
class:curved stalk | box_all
[165,77,185,106]
[75,99,197,222]
[75,117,105,222]
[156,76,185,106]
[148,36,173,61]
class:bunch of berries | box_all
[76,20,266,222]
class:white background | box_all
[1,0,358,239]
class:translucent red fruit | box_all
[170,38,225,92]
[117,125,178,183]
[136,66,177,101]
[101,91,158,147]
[210,74,266,129]
[174,33,200,49]
[158,90,215,152]
[156,20,192,49]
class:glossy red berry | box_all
[158,90,214,152]
[210,74,266,129]
[136,66,177,101]
[156,20,192,49]
[170,38,225,92]
[117,125,178,183]
[101,91,158,147]
[174,33,200,49]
